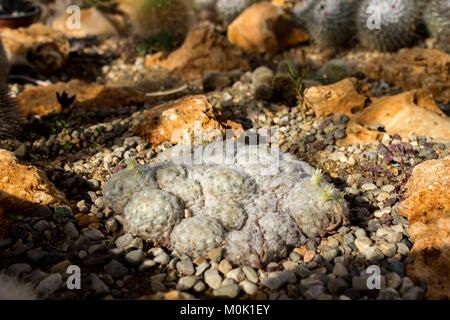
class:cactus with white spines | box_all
[356,0,421,52]
[305,0,357,49]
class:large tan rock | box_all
[355,90,450,141]
[0,149,66,238]
[399,157,450,299]
[52,7,119,38]
[132,95,244,146]
[145,28,250,81]
[345,48,450,104]
[305,78,450,144]
[304,78,370,118]
[16,80,157,117]
[227,2,308,55]
[0,23,70,73]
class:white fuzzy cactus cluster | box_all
[0,273,37,300]
[103,141,349,267]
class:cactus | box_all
[357,0,421,52]
[0,37,23,140]
[119,0,192,45]
[424,0,450,43]
[291,0,316,28]
[216,0,252,24]
[103,141,349,267]
[305,0,357,49]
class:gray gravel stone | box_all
[386,272,402,289]
[104,260,128,278]
[242,266,259,283]
[402,286,424,300]
[177,259,195,275]
[90,273,110,297]
[64,222,79,240]
[226,268,245,283]
[332,262,348,277]
[154,252,170,265]
[138,259,156,272]
[195,261,210,276]
[305,285,325,300]
[261,271,296,290]
[176,276,197,291]
[115,234,133,249]
[8,263,32,275]
[84,229,104,241]
[213,283,240,299]
[327,277,348,294]
[218,259,232,275]
[33,220,50,233]
[193,281,206,293]
[125,249,145,265]
[239,280,258,295]
[204,269,223,289]
[396,242,409,256]
[27,248,48,263]
[36,273,62,298]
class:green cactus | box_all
[305,0,357,49]
[357,0,421,52]
[424,0,450,43]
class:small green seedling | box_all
[284,51,309,122]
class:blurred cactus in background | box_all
[305,0,357,49]
[357,0,421,52]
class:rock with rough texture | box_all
[0,24,70,73]
[103,141,349,267]
[0,150,66,238]
[353,90,450,141]
[132,95,244,147]
[52,7,119,38]
[16,80,157,117]
[304,78,370,118]
[227,2,309,55]
[145,28,250,81]
[399,156,450,299]
[305,78,450,144]
[345,48,450,104]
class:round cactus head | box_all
[306,0,357,49]
[357,0,421,52]
[424,0,450,43]
[120,0,193,44]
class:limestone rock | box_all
[304,78,370,118]
[305,78,450,144]
[52,7,119,38]
[0,24,70,73]
[354,90,450,141]
[0,149,66,238]
[16,80,157,117]
[345,48,450,104]
[145,28,250,81]
[132,95,244,146]
[399,157,450,299]
[227,2,309,55]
